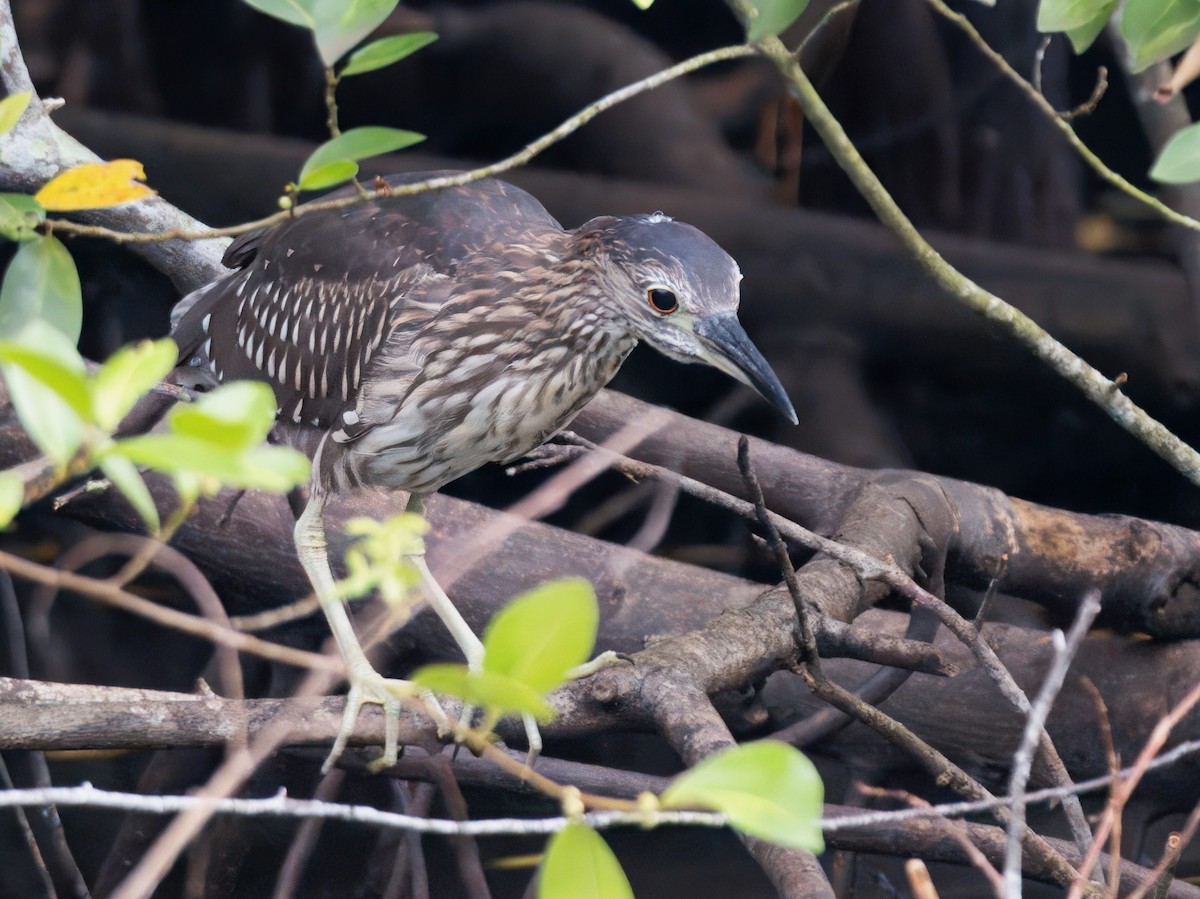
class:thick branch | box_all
[574,391,1200,637]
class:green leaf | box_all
[169,381,277,450]
[235,444,312,492]
[1065,8,1115,53]
[242,0,403,66]
[661,742,824,852]
[1121,0,1200,72]
[91,338,178,431]
[483,578,598,693]
[0,91,31,136]
[296,160,360,193]
[1037,0,1111,31]
[412,663,554,720]
[0,235,82,341]
[1037,0,1117,52]
[537,824,633,899]
[240,0,316,29]
[0,471,24,528]
[97,452,159,532]
[0,326,91,421]
[315,0,400,65]
[299,127,424,186]
[2,365,83,464]
[338,513,426,603]
[0,193,45,242]
[744,0,810,41]
[0,321,86,464]
[1151,120,1200,183]
[113,434,309,494]
[340,31,438,77]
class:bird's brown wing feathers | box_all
[171,176,566,431]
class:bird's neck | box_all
[535,251,637,359]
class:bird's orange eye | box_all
[647,287,678,314]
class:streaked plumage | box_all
[172,173,795,498]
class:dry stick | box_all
[0,783,726,836]
[771,601,944,747]
[422,752,492,899]
[734,438,1092,896]
[923,0,1200,233]
[1003,591,1103,898]
[742,21,1200,487]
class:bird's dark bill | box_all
[695,314,798,424]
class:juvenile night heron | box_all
[171,173,796,768]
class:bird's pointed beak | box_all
[694,314,798,424]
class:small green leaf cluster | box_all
[242,0,409,67]
[414,578,598,721]
[116,381,312,507]
[241,0,436,193]
[535,742,823,897]
[337,513,427,605]
[0,324,310,531]
[0,86,307,531]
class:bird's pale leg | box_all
[405,495,542,763]
[295,493,447,772]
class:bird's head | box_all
[575,214,798,424]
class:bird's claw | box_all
[566,650,628,680]
[323,668,450,774]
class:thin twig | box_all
[745,12,1200,489]
[0,548,339,673]
[924,0,1200,233]
[41,44,758,248]
[733,439,1086,895]
[859,785,1003,895]
[0,783,726,836]
[1061,67,1108,122]
[1003,591,1102,898]
[1065,679,1200,899]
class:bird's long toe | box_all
[322,667,448,773]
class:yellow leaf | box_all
[35,160,155,212]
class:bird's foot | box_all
[324,666,451,774]
[566,650,627,680]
